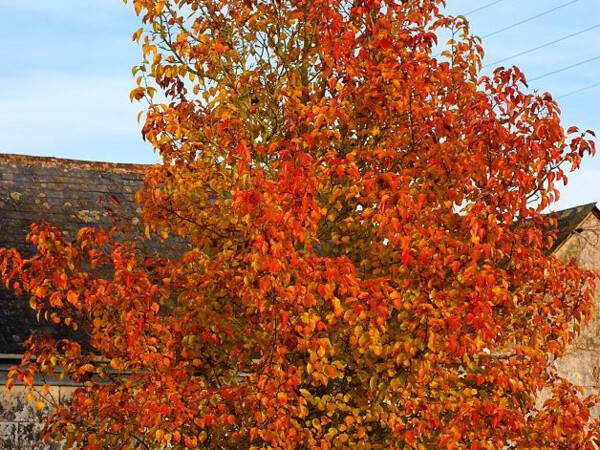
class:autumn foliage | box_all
[1,0,599,448]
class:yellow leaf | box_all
[67,291,78,305]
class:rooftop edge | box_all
[0,152,151,173]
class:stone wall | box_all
[0,385,73,450]
[554,212,600,394]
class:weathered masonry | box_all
[0,154,147,450]
[0,153,598,448]
[552,203,600,396]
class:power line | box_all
[557,82,600,99]
[464,0,508,16]
[483,23,600,68]
[483,0,581,38]
[529,55,600,81]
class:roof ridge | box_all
[551,201,598,215]
[549,202,598,253]
[0,152,151,172]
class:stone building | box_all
[551,203,600,395]
[0,154,148,449]
[0,153,598,448]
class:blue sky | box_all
[0,0,597,210]
[0,1,151,163]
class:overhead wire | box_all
[557,82,600,99]
[440,0,600,100]
[464,0,508,16]
[483,23,600,68]
[483,0,582,38]
[529,55,600,81]
[455,2,599,116]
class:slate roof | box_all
[0,153,147,254]
[0,153,597,355]
[0,153,183,354]
[550,202,599,253]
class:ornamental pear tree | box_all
[1,0,599,448]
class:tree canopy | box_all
[1,0,598,448]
